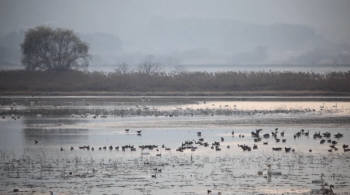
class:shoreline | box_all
[2,91,350,101]
[1,90,350,96]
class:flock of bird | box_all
[32,127,349,155]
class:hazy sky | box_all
[1,0,350,66]
[1,0,349,41]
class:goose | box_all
[285,147,291,152]
[305,131,310,136]
[334,133,343,139]
[34,140,39,144]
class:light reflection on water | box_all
[0,96,350,194]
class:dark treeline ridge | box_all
[1,70,350,94]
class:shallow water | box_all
[0,96,350,194]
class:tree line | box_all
[1,70,350,92]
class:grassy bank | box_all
[1,70,350,95]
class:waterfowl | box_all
[313,132,322,139]
[197,131,202,136]
[285,147,291,152]
[323,132,331,138]
[272,147,282,151]
[220,137,224,142]
[137,130,142,136]
[320,139,326,144]
[34,140,39,144]
[334,133,343,139]
[251,129,262,138]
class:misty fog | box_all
[1,0,350,71]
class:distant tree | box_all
[138,55,161,75]
[115,63,130,74]
[21,26,90,71]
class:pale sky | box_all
[1,0,350,66]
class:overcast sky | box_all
[1,0,350,66]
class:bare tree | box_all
[115,63,130,74]
[138,55,162,75]
[21,26,90,71]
